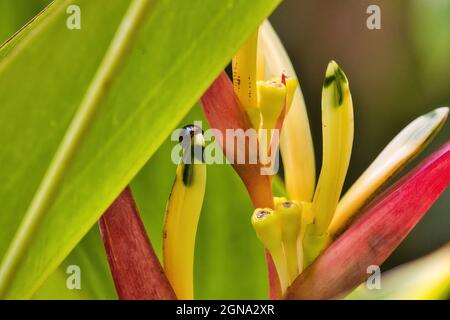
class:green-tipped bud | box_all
[313,60,353,234]
[303,61,354,268]
[323,60,349,107]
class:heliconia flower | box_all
[200,20,449,299]
[99,20,449,301]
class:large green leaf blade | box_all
[0,0,280,299]
[1,1,117,300]
[0,0,49,45]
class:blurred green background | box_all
[1,0,449,299]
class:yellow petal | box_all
[256,30,265,82]
[232,29,260,128]
[302,61,353,267]
[260,20,315,202]
[275,201,302,283]
[329,106,449,237]
[163,126,206,300]
[312,61,354,234]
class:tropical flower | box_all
[200,20,450,299]
[99,21,449,300]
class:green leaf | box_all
[0,0,50,44]
[409,0,450,95]
[0,0,280,299]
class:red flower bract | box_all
[99,187,176,300]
